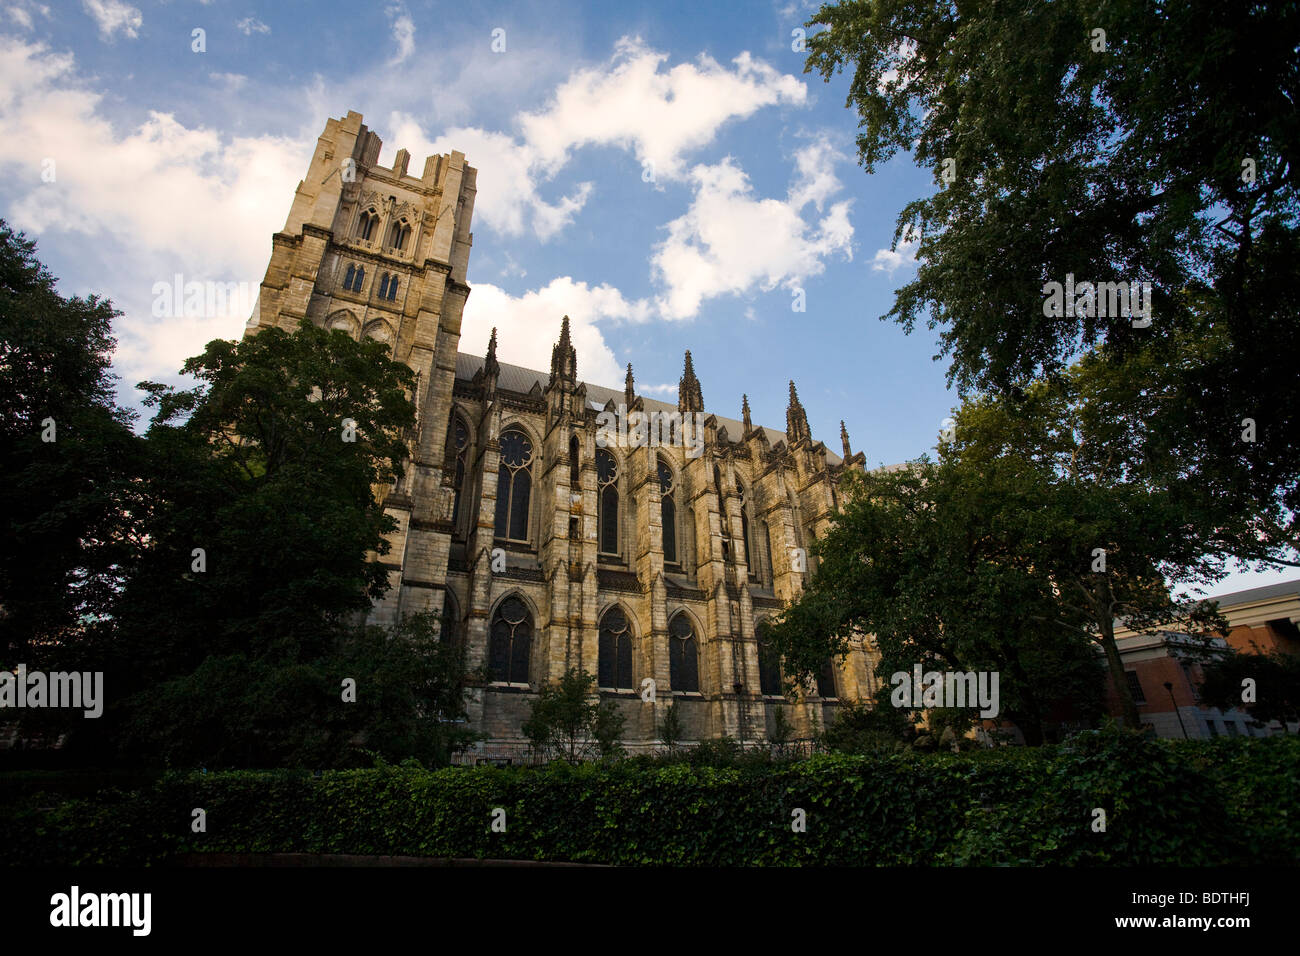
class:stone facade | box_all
[247,111,881,758]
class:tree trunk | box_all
[1097,617,1141,730]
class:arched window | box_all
[344,265,364,292]
[440,590,462,648]
[762,521,775,587]
[379,273,391,299]
[448,414,468,532]
[489,596,532,684]
[356,208,378,241]
[387,276,398,301]
[757,620,782,696]
[389,218,411,251]
[669,613,699,692]
[816,658,838,699]
[598,449,619,555]
[343,263,356,291]
[494,428,533,542]
[659,458,677,564]
[737,480,752,570]
[598,605,634,691]
[568,435,579,486]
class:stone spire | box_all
[624,362,635,406]
[678,350,704,414]
[840,420,852,460]
[549,314,577,387]
[484,326,500,379]
[742,394,752,432]
[786,380,810,444]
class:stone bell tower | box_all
[246,110,478,626]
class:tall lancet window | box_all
[356,208,378,240]
[758,619,782,697]
[448,415,468,534]
[598,605,634,691]
[737,480,753,571]
[817,658,838,699]
[668,612,699,692]
[489,596,532,685]
[494,429,534,542]
[659,458,677,564]
[597,449,619,556]
[440,591,462,649]
[388,218,411,251]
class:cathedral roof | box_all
[455,352,844,465]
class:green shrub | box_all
[2,730,1295,866]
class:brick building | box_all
[1107,580,1300,739]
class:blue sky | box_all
[0,0,1289,596]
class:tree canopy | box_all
[0,223,142,662]
[806,0,1300,561]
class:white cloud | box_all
[208,72,247,92]
[82,0,141,40]
[871,236,919,276]
[0,37,308,390]
[386,3,414,64]
[8,1,50,30]
[640,382,678,397]
[651,151,854,320]
[789,134,846,211]
[387,117,594,242]
[235,16,269,36]
[386,37,805,241]
[461,277,652,387]
[519,37,806,181]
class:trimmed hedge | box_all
[2,732,1296,866]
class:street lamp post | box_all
[1163,681,1189,739]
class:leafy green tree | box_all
[81,318,422,766]
[657,702,683,754]
[805,0,1300,567]
[109,319,415,692]
[592,700,627,762]
[115,612,475,769]
[821,691,913,755]
[768,703,794,755]
[766,459,1108,743]
[1199,650,1300,729]
[523,667,611,764]
[766,351,1235,739]
[0,222,143,662]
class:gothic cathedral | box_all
[246,111,882,759]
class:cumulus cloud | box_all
[386,3,414,64]
[82,0,141,40]
[0,37,308,391]
[871,235,919,276]
[460,277,652,388]
[386,118,596,242]
[518,36,806,181]
[388,37,805,241]
[651,145,854,320]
